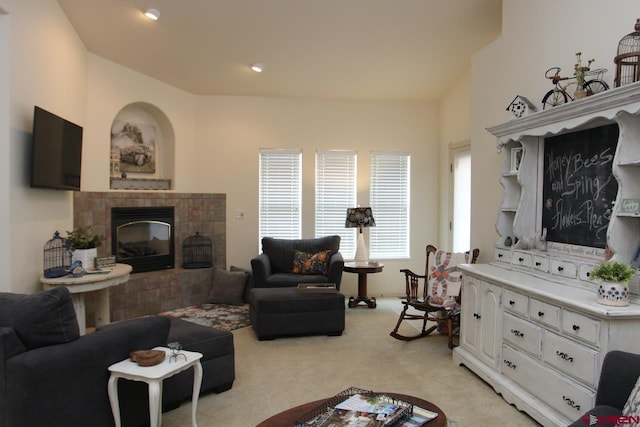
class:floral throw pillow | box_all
[623,375,640,417]
[292,250,331,275]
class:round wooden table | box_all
[257,392,447,427]
[343,262,384,308]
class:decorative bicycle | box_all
[541,66,609,109]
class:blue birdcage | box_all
[43,231,72,278]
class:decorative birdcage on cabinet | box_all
[43,231,72,278]
[182,232,213,269]
[614,19,640,87]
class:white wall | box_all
[83,54,197,191]
[11,0,635,298]
[194,96,439,297]
[439,70,473,250]
[468,0,639,264]
[82,55,441,297]
[1,0,87,292]
[3,0,441,297]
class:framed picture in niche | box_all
[510,147,523,173]
[110,121,156,174]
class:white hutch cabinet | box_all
[453,83,640,427]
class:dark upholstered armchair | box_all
[251,236,344,290]
[569,350,640,427]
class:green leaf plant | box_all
[590,261,637,284]
[66,226,104,250]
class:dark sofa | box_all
[251,235,344,288]
[0,287,235,427]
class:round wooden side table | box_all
[343,262,384,308]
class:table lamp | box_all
[345,207,376,264]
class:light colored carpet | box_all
[162,298,541,427]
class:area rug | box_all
[159,303,251,331]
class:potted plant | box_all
[66,226,104,270]
[590,261,637,306]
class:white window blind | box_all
[315,150,357,257]
[369,151,410,259]
[259,149,302,247]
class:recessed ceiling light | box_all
[143,8,161,21]
[250,63,265,73]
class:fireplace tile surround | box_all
[73,192,226,325]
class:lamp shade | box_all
[345,207,376,228]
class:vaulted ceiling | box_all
[57,0,502,101]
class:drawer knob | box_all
[562,395,581,411]
[509,300,515,306]
[586,271,591,277]
[535,262,541,266]
[518,257,524,262]
[498,253,503,258]
[473,313,481,319]
[510,329,524,338]
[558,266,564,272]
[572,324,580,331]
[538,311,544,317]
[556,351,574,363]
[503,359,517,369]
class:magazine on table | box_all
[297,283,337,293]
[301,393,411,426]
[398,405,439,427]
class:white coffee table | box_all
[107,346,203,427]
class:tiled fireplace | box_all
[73,192,226,325]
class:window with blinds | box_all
[369,151,410,259]
[315,150,357,258]
[258,149,302,246]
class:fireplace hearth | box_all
[111,206,175,273]
[74,191,226,323]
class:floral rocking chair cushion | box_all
[426,250,471,308]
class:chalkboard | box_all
[541,124,619,249]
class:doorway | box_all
[450,142,471,253]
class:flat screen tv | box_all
[31,106,83,191]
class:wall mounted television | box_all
[30,106,83,191]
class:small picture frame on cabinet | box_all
[621,198,640,215]
[510,147,523,173]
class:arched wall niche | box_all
[110,102,175,189]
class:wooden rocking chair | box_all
[390,244,479,348]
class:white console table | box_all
[40,263,132,334]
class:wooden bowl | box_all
[129,349,166,366]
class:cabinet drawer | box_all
[562,311,600,346]
[503,289,528,316]
[550,259,577,279]
[533,255,549,272]
[530,298,560,329]
[542,332,599,387]
[579,264,595,281]
[495,248,512,263]
[502,345,595,421]
[511,251,532,268]
[503,313,541,356]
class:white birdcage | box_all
[614,19,640,87]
